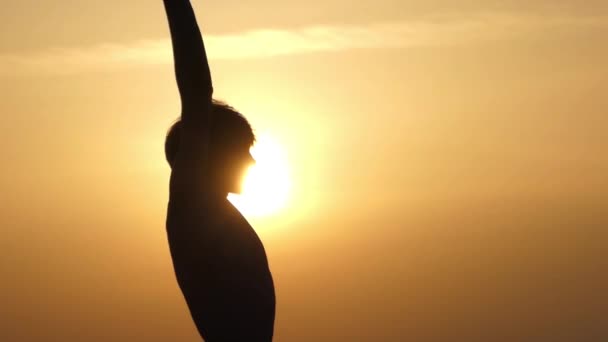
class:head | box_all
[165,100,255,195]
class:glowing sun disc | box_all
[228,135,291,218]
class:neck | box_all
[206,188,228,203]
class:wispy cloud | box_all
[1,12,605,75]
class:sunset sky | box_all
[1,1,607,341]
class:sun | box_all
[228,134,291,218]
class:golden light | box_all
[228,134,291,218]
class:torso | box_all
[165,194,276,339]
[166,196,272,283]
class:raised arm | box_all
[163,0,213,113]
[164,0,215,197]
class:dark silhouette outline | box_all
[162,0,276,340]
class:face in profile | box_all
[213,143,256,195]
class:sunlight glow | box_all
[228,134,291,218]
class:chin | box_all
[228,186,244,195]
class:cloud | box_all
[1,12,605,75]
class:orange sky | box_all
[1,1,607,341]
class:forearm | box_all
[163,0,213,108]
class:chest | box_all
[166,201,267,264]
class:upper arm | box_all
[169,106,213,199]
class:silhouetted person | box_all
[162,0,275,340]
